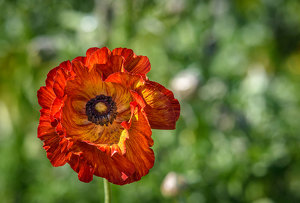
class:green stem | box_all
[103,178,111,203]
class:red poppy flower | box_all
[37,47,180,185]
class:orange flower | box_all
[37,47,180,185]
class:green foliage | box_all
[0,0,300,202]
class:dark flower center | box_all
[86,95,118,126]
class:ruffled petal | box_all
[106,72,180,129]
[95,55,125,80]
[66,60,117,101]
[86,47,111,70]
[105,72,145,90]
[145,81,180,122]
[38,109,69,167]
[38,61,72,119]
[121,106,154,184]
[45,66,60,88]
[68,142,135,184]
[61,95,97,141]
[138,82,180,129]
[52,61,72,99]
[112,48,151,75]
[86,47,100,57]
[37,86,55,109]
[49,97,64,125]
[72,56,86,64]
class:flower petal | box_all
[45,66,60,88]
[66,60,106,100]
[138,82,180,129]
[86,47,100,57]
[112,48,151,75]
[68,142,135,184]
[38,109,69,167]
[52,61,72,99]
[86,47,111,70]
[122,107,154,184]
[95,55,125,79]
[37,86,55,109]
[72,56,86,64]
[146,81,180,122]
[106,72,180,129]
[105,72,145,89]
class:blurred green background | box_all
[1,0,300,202]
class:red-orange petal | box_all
[50,97,64,125]
[95,55,125,80]
[105,72,145,90]
[106,72,180,129]
[72,56,86,64]
[66,60,118,101]
[86,47,111,70]
[86,47,100,57]
[122,106,154,184]
[146,81,180,122]
[68,142,135,184]
[112,48,151,75]
[38,109,69,167]
[52,61,72,99]
[45,66,60,88]
[37,86,55,109]
[139,82,180,129]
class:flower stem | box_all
[103,178,111,203]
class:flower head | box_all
[37,47,180,185]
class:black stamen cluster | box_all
[85,95,118,126]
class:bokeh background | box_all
[1,0,300,202]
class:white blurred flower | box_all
[80,15,98,33]
[242,65,269,95]
[240,65,269,125]
[161,172,187,198]
[171,67,200,99]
